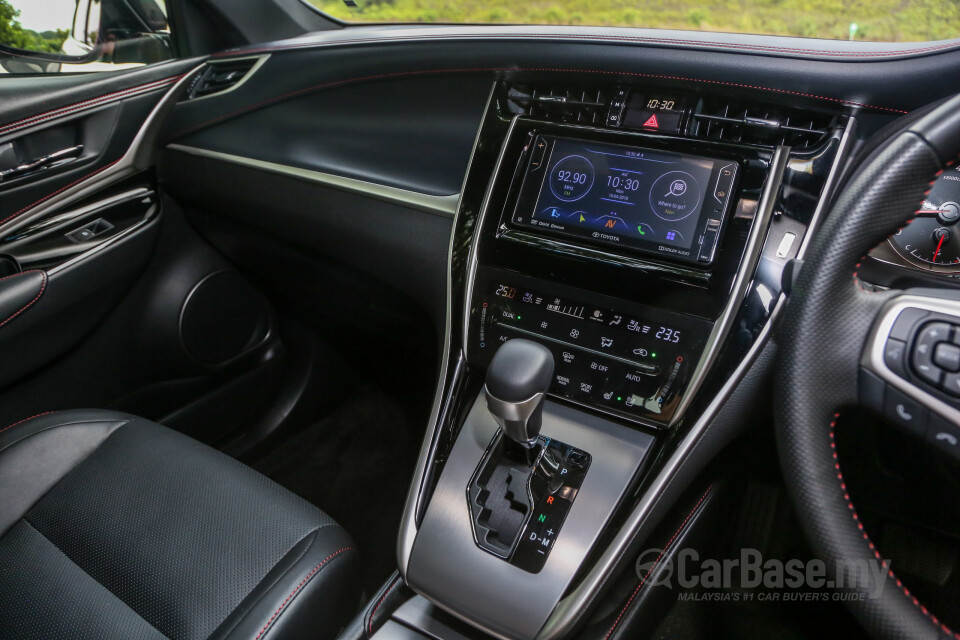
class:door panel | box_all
[0,60,300,447]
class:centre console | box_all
[396,79,854,640]
[465,117,774,430]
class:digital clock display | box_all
[645,98,677,111]
[511,136,737,265]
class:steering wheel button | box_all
[934,342,960,372]
[890,307,930,341]
[912,321,952,385]
[883,387,928,437]
[927,415,960,460]
[883,339,908,377]
[941,372,960,398]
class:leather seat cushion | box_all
[0,410,360,640]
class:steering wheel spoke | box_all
[861,291,960,460]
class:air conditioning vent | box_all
[508,85,611,126]
[186,58,260,100]
[690,97,836,149]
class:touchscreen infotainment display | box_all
[511,136,738,265]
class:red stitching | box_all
[168,65,904,143]
[830,413,960,639]
[0,270,46,329]
[0,159,122,227]
[254,546,354,640]
[212,32,960,61]
[604,484,714,640]
[0,411,57,436]
[0,75,180,136]
[852,159,958,292]
[368,578,401,634]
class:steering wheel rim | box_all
[775,95,960,640]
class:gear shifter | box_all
[469,340,591,570]
[484,339,555,448]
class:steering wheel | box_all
[776,94,960,639]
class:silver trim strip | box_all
[864,295,960,425]
[462,115,521,364]
[47,203,158,276]
[2,188,151,245]
[668,146,790,424]
[796,118,857,261]
[165,144,460,218]
[398,82,498,579]
[0,65,205,238]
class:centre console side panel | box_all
[406,395,653,640]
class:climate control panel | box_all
[469,266,713,427]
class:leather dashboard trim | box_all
[166,64,905,145]
[0,75,182,139]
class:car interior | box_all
[2,1,960,639]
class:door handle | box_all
[0,144,84,182]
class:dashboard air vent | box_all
[508,85,611,126]
[690,97,835,149]
[186,58,259,100]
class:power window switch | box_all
[66,218,114,244]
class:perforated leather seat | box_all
[0,410,360,640]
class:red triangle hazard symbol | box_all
[643,114,659,128]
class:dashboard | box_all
[153,26,960,640]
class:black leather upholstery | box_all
[0,410,360,640]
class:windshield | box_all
[307,0,960,42]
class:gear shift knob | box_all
[484,339,555,448]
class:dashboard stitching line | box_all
[212,34,960,61]
[603,483,714,640]
[0,270,46,329]
[829,413,959,639]
[167,66,905,143]
[0,158,122,227]
[254,546,355,640]
[0,75,181,137]
[0,411,57,437]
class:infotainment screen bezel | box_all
[509,134,739,266]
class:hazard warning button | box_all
[623,94,684,134]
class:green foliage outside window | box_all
[309,0,960,42]
[0,0,68,53]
